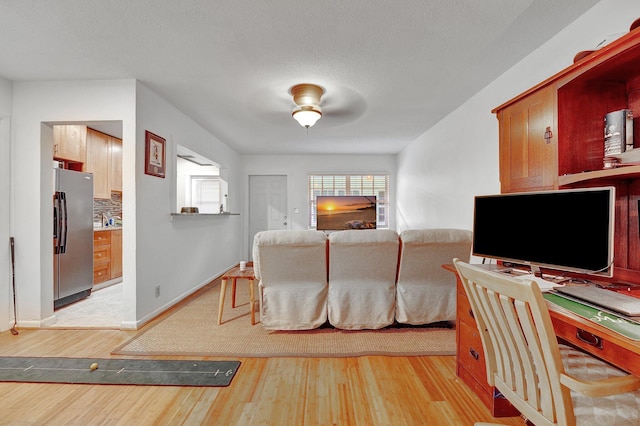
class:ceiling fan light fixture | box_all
[290,83,324,128]
[292,105,322,128]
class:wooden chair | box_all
[453,259,640,426]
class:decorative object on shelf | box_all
[604,109,634,157]
[573,31,628,64]
[180,207,199,214]
[603,157,619,169]
[573,50,595,63]
[611,148,640,166]
[290,83,324,128]
[144,131,166,178]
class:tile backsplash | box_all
[94,192,122,224]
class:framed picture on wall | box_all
[145,130,166,178]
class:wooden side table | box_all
[217,263,256,325]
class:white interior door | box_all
[249,175,288,260]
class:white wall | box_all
[7,79,243,330]
[396,0,640,233]
[134,82,242,327]
[10,80,137,328]
[240,154,397,257]
[0,77,12,331]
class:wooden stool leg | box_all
[231,278,237,308]
[249,278,255,325]
[217,278,228,325]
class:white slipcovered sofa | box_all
[395,229,473,325]
[252,228,472,330]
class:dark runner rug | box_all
[0,357,240,387]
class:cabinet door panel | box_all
[54,125,87,163]
[110,138,122,192]
[499,86,556,193]
[110,229,122,279]
[86,129,110,199]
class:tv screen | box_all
[472,187,615,277]
[316,196,376,231]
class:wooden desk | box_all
[445,263,640,417]
[217,264,256,325]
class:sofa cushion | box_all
[396,228,472,324]
[253,230,327,281]
[328,229,399,329]
[252,230,329,330]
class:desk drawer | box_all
[457,289,476,327]
[458,318,489,387]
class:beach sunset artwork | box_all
[316,196,376,230]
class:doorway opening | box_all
[47,121,124,329]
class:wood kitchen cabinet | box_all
[85,128,123,199]
[495,85,556,193]
[86,129,111,199]
[110,229,122,279]
[53,125,87,164]
[93,230,111,284]
[93,229,123,285]
[110,139,123,192]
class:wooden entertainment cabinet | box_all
[456,28,640,416]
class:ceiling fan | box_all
[245,83,366,129]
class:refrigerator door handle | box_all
[54,191,61,254]
[60,191,68,254]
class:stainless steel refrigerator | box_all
[53,168,94,309]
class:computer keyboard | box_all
[556,285,640,316]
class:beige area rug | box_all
[113,282,456,357]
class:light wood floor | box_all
[0,292,526,425]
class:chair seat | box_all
[560,344,640,425]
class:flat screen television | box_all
[472,187,615,277]
[316,196,376,231]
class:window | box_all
[191,176,221,213]
[175,144,228,214]
[308,174,389,229]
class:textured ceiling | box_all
[0,1,598,154]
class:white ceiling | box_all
[0,1,598,155]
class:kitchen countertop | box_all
[93,225,123,231]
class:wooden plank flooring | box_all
[0,316,526,425]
